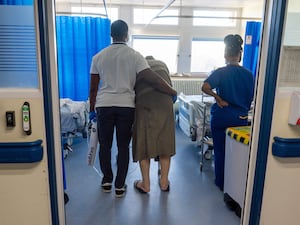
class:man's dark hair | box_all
[224,34,243,57]
[110,19,128,39]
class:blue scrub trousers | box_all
[210,105,248,191]
[96,107,134,189]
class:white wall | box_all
[284,13,300,46]
[259,89,300,225]
[288,1,300,12]
[241,2,264,37]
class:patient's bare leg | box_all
[138,159,151,192]
[159,155,170,190]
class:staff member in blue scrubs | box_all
[201,34,255,191]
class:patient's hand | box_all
[172,94,177,103]
[216,98,229,108]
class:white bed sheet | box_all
[178,94,215,143]
[60,98,87,134]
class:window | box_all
[191,39,225,73]
[193,10,237,27]
[71,7,118,21]
[0,5,38,88]
[132,36,179,73]
[133,8,179,25]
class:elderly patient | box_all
[132,56,176,193]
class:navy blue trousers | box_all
[210,105,248,191]
[96,107,134,188]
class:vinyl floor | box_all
[63,125,240,225]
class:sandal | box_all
[134,180,148,194]
[159,181,170,192]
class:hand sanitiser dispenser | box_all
[288,91,300,125]
[22,102,32,135]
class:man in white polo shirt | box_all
[89,19,176,198]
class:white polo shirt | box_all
[90,43,149,108]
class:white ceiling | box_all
[56,0,264,8]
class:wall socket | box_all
[6,111,15,127]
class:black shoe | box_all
[64,192,69,204]
[224,193,238,211]
[101,182,112,193]
[235,205,242,217]
[115,184,127,198]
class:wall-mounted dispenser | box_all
[22,102,32,135]
[288,91,300,125]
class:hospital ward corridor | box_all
[63,124,241,225]
[4,0,300,224]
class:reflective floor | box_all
[64,125,240,225]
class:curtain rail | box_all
[145,0,176,27]
[55,11,108,17]
[156,15,262,21]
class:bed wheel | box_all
[190,126,197,141]
[204,150,212,160]
[63,149,68,159]
[82,130,88,138]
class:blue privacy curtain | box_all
[0,0,32,4]
[56,16,111,101]
[243,21,262,78]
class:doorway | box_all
[53,1,265,225]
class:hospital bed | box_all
[178,93,215,171]
[60,98,88,158]
[178,92,254,172]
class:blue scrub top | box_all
[205,64,254,113]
